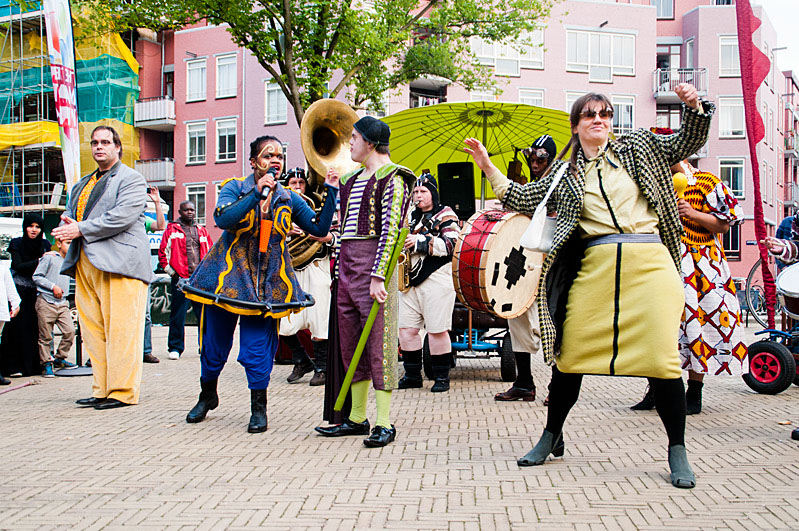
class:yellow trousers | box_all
[75,250,148,404]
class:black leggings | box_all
[545,367,686,447]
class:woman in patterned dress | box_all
[631,158,747,414]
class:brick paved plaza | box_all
[0,324,797,530]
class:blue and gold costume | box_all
[185,174,337,390]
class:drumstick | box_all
[334,228,409,412]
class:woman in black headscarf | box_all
[0,213,52,377]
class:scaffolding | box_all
[0,0,140,217]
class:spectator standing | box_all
[158,201,212,360]
[33,237,76,377]
[143,186,167,364]
[0,214,51,377]
[0,261,20,384]
[52,125,151,410]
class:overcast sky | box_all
[753,0,799,76]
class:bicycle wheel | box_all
[746,257,781,328]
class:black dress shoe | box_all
[314,417,370,437]
[363,425,396,448]
[76,397,106,407]
[0,374,10,386]
[792,427,799,441]
[495,386,535,402]
[94,398,132,410]
[143,353,160,364]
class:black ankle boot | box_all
[398,348,423,389]
[248,389,268,433]
[0,373,10,385]
[312,339,328,374]
[430,355,450,393]
[686,380,703,415]
[186,379,219,423]
[630,385,656,411]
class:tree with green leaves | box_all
[74,0,557,126]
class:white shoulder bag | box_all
[519,163,569,254]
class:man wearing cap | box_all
[280,167,335,386]
[396,172,460,392]
[315,116,415,448]
[495,134,557,403]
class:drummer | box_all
[465,83,712,489]
[397,172,460,392]
[182,136,339,433]
[495,135,557,403]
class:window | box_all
[763,43,770,86]
[264,82,287,124]
[565,92,587,113]
[470,91,496,102]
[612,96,635,135]
[768,109,774,148]
[186,122,206,164]
[769,165,774,205]
[713,0,734,5]
[365,91,390,117]
[216,54,237,99]
[653,0,674,19]
[215,182,223,205]
[722,224,740,261]
[719,158,745,198]
[471,29,544,76]
[519,88,544,107]
[719,36,740,77]
[216,118,236,162]
[186,185,206,226]
[186,59,207,102]
[656,104,681,130]
[719,97,745,138]
[567,30,635,82]
[762,160,768,204]
[685,39,694,69]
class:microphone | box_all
[260,166,279,199]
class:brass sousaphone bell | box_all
[288,99,361,270]
[301,98,361,189]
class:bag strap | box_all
[539,162,569,208]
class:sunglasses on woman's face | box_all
[579,108,614,120]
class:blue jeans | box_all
[168,275,203,354]
[143,287,152,356]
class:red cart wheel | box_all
[742,341,796,394]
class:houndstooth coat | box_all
[502,101,715,366]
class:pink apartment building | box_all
[130,0,798,280]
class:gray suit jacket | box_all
[61,162,152,284]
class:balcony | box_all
[134,97,175,131]
[786,131,798,158]
[786,183,799,209]
[653,68,708,103]
[135,158,175,189]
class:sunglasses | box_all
[579,108,614,120]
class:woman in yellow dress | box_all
[464,84,712,489]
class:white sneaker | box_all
[168,351,180,360]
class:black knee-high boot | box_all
[430,354,450,392]
[398,348,423,389]
[685,379,703,415]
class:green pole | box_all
[334,227,409,411]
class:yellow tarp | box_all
[78,119,140,172]
[0,121,59,150]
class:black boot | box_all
[686,380,703,415]
[430,354,450,393]
[248,389,268,433]
[398,348,423,389]
[0,373,10,386]
[285,335,314,383]
[186,379,219,423]
[630,385,656,411]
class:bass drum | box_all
[452,209,544,319]
[776,262,799,320]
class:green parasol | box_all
[383,101,572,203]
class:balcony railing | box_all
[786,131,797,153]
[134,97,176,131]
[653,68,708,101]
[135,158,175,188]
[787,183,799,208]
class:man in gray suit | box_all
[53,126,151,410]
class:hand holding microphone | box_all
[257,166,279,198]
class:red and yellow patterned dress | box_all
[679,171,748,375]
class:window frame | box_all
[215,118,237,163]
[719,35,741,78]
[722,223,741,261]
[566,29,635,81]
[519,88,545,107]
[264,82,288,125]
[186,121,207,165]
[653,0,674,20]
[719,97,745,138]
[215,53,237,99]
[186,184,207,226]
[612,95,635,135]
[470,29,544,77]
[719,158,745,199]
[186,58,207,102]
